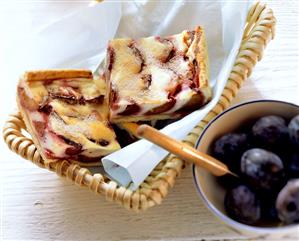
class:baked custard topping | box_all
[17,70,120,164]
[106,26,212,122]
[16,27,212,163]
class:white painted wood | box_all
[1,1,298,240]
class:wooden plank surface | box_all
[1,1,298,240]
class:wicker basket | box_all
[3,2,276,212]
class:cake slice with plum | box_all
[17,70,120,165]
[105,26,212,123]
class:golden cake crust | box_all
[17,70,120,166]
[23,69,92,81]
[106,26,212,123]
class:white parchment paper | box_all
[102,0,253,190]
[9,0,253,190]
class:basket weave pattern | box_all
[3,2,276,212]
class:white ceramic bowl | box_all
[193,100,299,239]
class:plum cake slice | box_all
[106,26,212,123]
[17,70,120,165]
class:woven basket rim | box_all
[3,1,276,212]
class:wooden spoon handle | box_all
[136,124,230,177]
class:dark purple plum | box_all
[240,148,285,191]
[213,133,249,172]
[252,115,288,150]
[225,185,261,225]
[276,179,299,224]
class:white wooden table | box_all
[1,1,298,240]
